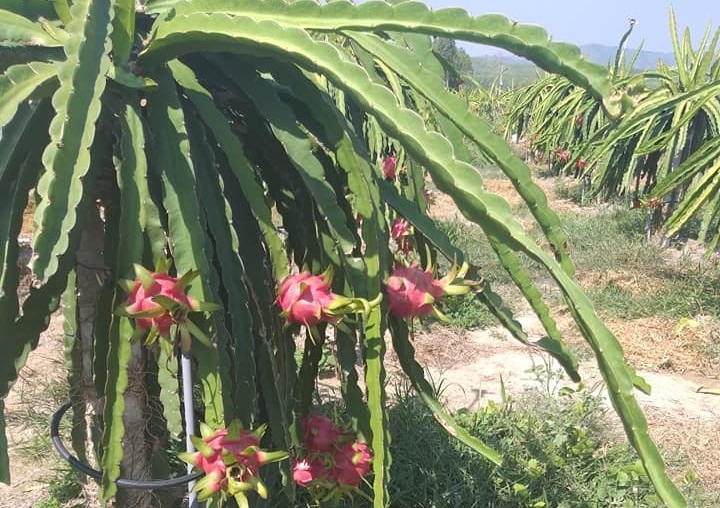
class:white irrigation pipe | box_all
[181,350,201,508]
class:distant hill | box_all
[471,44,675,88]
[470,56,541,88]
[579,44,675,69]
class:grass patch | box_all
[437,220,510,284]
[558,207,657,271]
[549,208,720,320]
[554,178,583,204]
[435,201,720,327]
[5,373,68,461]
[440,291,498,330]
[5,368,93,507]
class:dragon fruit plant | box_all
[0,0,685,506]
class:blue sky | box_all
[409,1,714,55]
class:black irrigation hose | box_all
[51,401,204,490]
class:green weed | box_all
[558,208,657,271]
[34,469,84,508]
[554,178,583,204]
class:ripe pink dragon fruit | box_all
[383,155,397,180]
[209,427,265,478]
[293,414,373,501]
[332,441,373,488]
[277,271,338,327]
[180,421,287,505]
[557,149,570,163]
[184,428,230,498]
[277,268,383,328]
[385,264,443,318]
[293,459,314,487]
[385,263,473,320]
[124,269,197,338]
[118,261,220,352]
[303,413,345,453]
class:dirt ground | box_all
[0,313,69,508]
[2,175,719,506]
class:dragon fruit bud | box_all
[390,218,413,253]
[383,155,397,180]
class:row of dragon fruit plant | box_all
[503,11,720,249]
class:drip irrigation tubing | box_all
[51,401,203,490]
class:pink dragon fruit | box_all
[385,263,473,320]
[293,413,374,501]
[332,441,373,488]
[293,459,314,487]
[277,269,383,328]
[124,269,197,337]
[277,271,338,327]
[118,261,220,352]
[385,264,443,318]
[302,413,345,453]
[557,149,570,163]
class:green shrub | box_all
[287,383,666,507]
[385,386,662,508]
